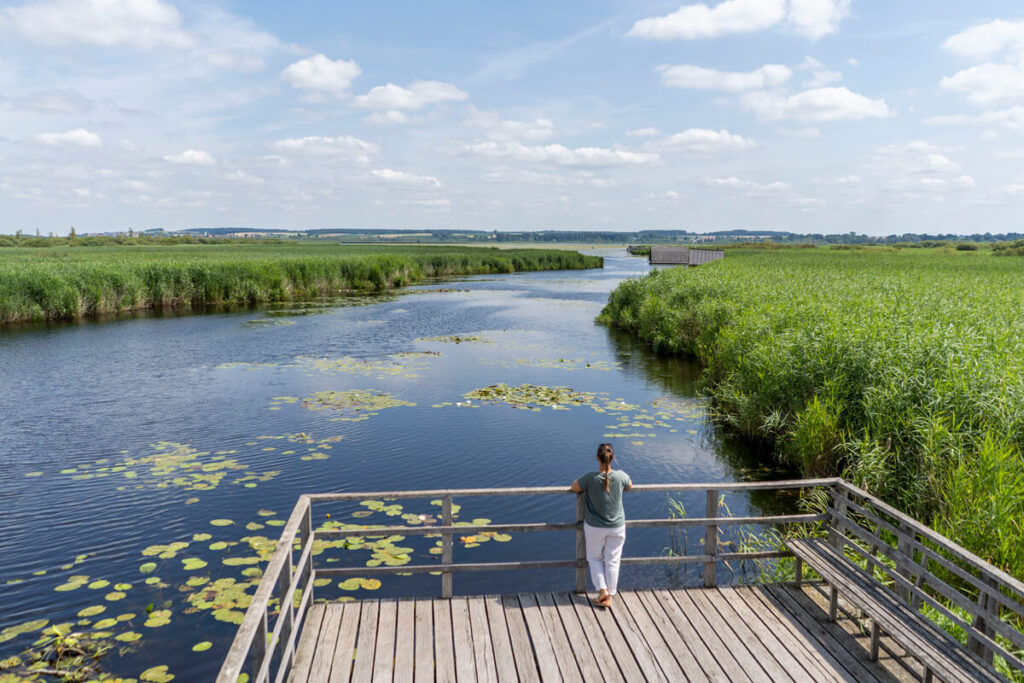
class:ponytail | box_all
[596,443,614,491]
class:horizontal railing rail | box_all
[828,480,1024,676]
[216,478,838,683]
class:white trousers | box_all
[584,523,626,594]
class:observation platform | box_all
[216,479,1024,683]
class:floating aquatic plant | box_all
[301,390,415,418]
[415,334,491,344]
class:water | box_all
[0,250,793,680]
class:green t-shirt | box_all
[577,470,631,528]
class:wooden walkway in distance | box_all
[287,585,915,682]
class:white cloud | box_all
[627,0,786,40]
[35,128,102,147]
[657,63,791,91]
[940,64,1024,106]
[464,141,658,167]
[225,169,263,184]
[281,54,361,97]
[5,88,93,112]
[481,170,615,187]
[1,0,195,49]
[365,110,411,125]
[991,183,1024,198]
[702,176,791,194]
[367,168,442,188]
[271,136,377,162]
[627,127,660,137]
[790,197,825,208]
[741,87,891,121]
[466,107,555,141]
[353,81,467,110]
[787,0,851,40]
[943,20,1024,62]
[652,128,756,153]
[803,69,842,88]
[163,149,216,165]
[406,197,451,208]
[627,0,849,40]
[925,106,1024,131]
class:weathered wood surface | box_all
[287,587,902,682]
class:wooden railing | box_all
[215,478,836,683]
[827,480,1024,677]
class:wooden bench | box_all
[789,537,1003,682]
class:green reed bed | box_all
[0,244,601,323]
[600,248,1024,578]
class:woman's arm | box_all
[570,480,582,493]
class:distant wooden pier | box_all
[649,246,724,267]
[216,480,1024,682]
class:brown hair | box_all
[596,443,614,492]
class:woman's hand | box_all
[570,480,582,493]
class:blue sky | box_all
[1,0,1023,235]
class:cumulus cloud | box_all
[481,169,615,187]
[281,54,361,97]
[225,169,263,184]
[464,141,658,167]
[1,0,195,49]
[364,110,411,125]
[943,20,1024,62]
[367,168,442,188]
[741,87,891,121]
[803,69,842,88]
[627,0,786,40]
[627,127,660,137]
[940,64,1024,106]
[271,136,377,162]
[702,176,791,193]
[627,0,849,40]
[787,0,851,40]
[163,149,216,165]
[352,81,467,110]
[657,63,791,91]
[652,128,756,153]
[35,128,102,147]
[925,106,1024,131]
[466,107,555,141]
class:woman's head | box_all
[596,443,614,491]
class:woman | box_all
[571,443,632,607]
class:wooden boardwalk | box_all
[287,585,909,682]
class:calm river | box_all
[0,250,793,680]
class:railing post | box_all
[704,489,718,588]
[275,559,294,676]
[575,493,586,593]
[828,483,848,550]
[442,495,453,599]
[894,521,915,603]
[968,577,998,665]
[299,502,314,606]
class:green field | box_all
[601,248,1024,578]
[0,244,602,323]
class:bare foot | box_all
[600,594,613,608]
[592,589,610,607]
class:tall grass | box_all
[600,249,1024,579]
[0,244,601,323]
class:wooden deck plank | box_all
[450,598,477,683]
[373,600,397,682]
[331,602,360,683]
[576,592,649,683]
[727,587,841,683]
[413,599,434,683]
[548,593,611,683]
[307,604,344,683]
[532,593,584,682]
[467,597,498,683]
[483,596,518,683]
[686,588,776,682]
[702,588,795,682]
[762,584,890,683]
[351,600,379,683]
[633,590,721,682]
[665,589,752,683]
[501,595,540,683]
[433,599,456,683]
[288,603,326,683]
[615,592,687,682]
[394,600,415,683]
[516,593,563,682]
[606,591,670,683]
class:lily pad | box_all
[210,519,234,527]
[192,641,213,652]
[77,605,106,617]
[139,562,157,574]
[116,631,142,642]
[140,664,175,682]
[105,591,127,601]
[182,558,208,571]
